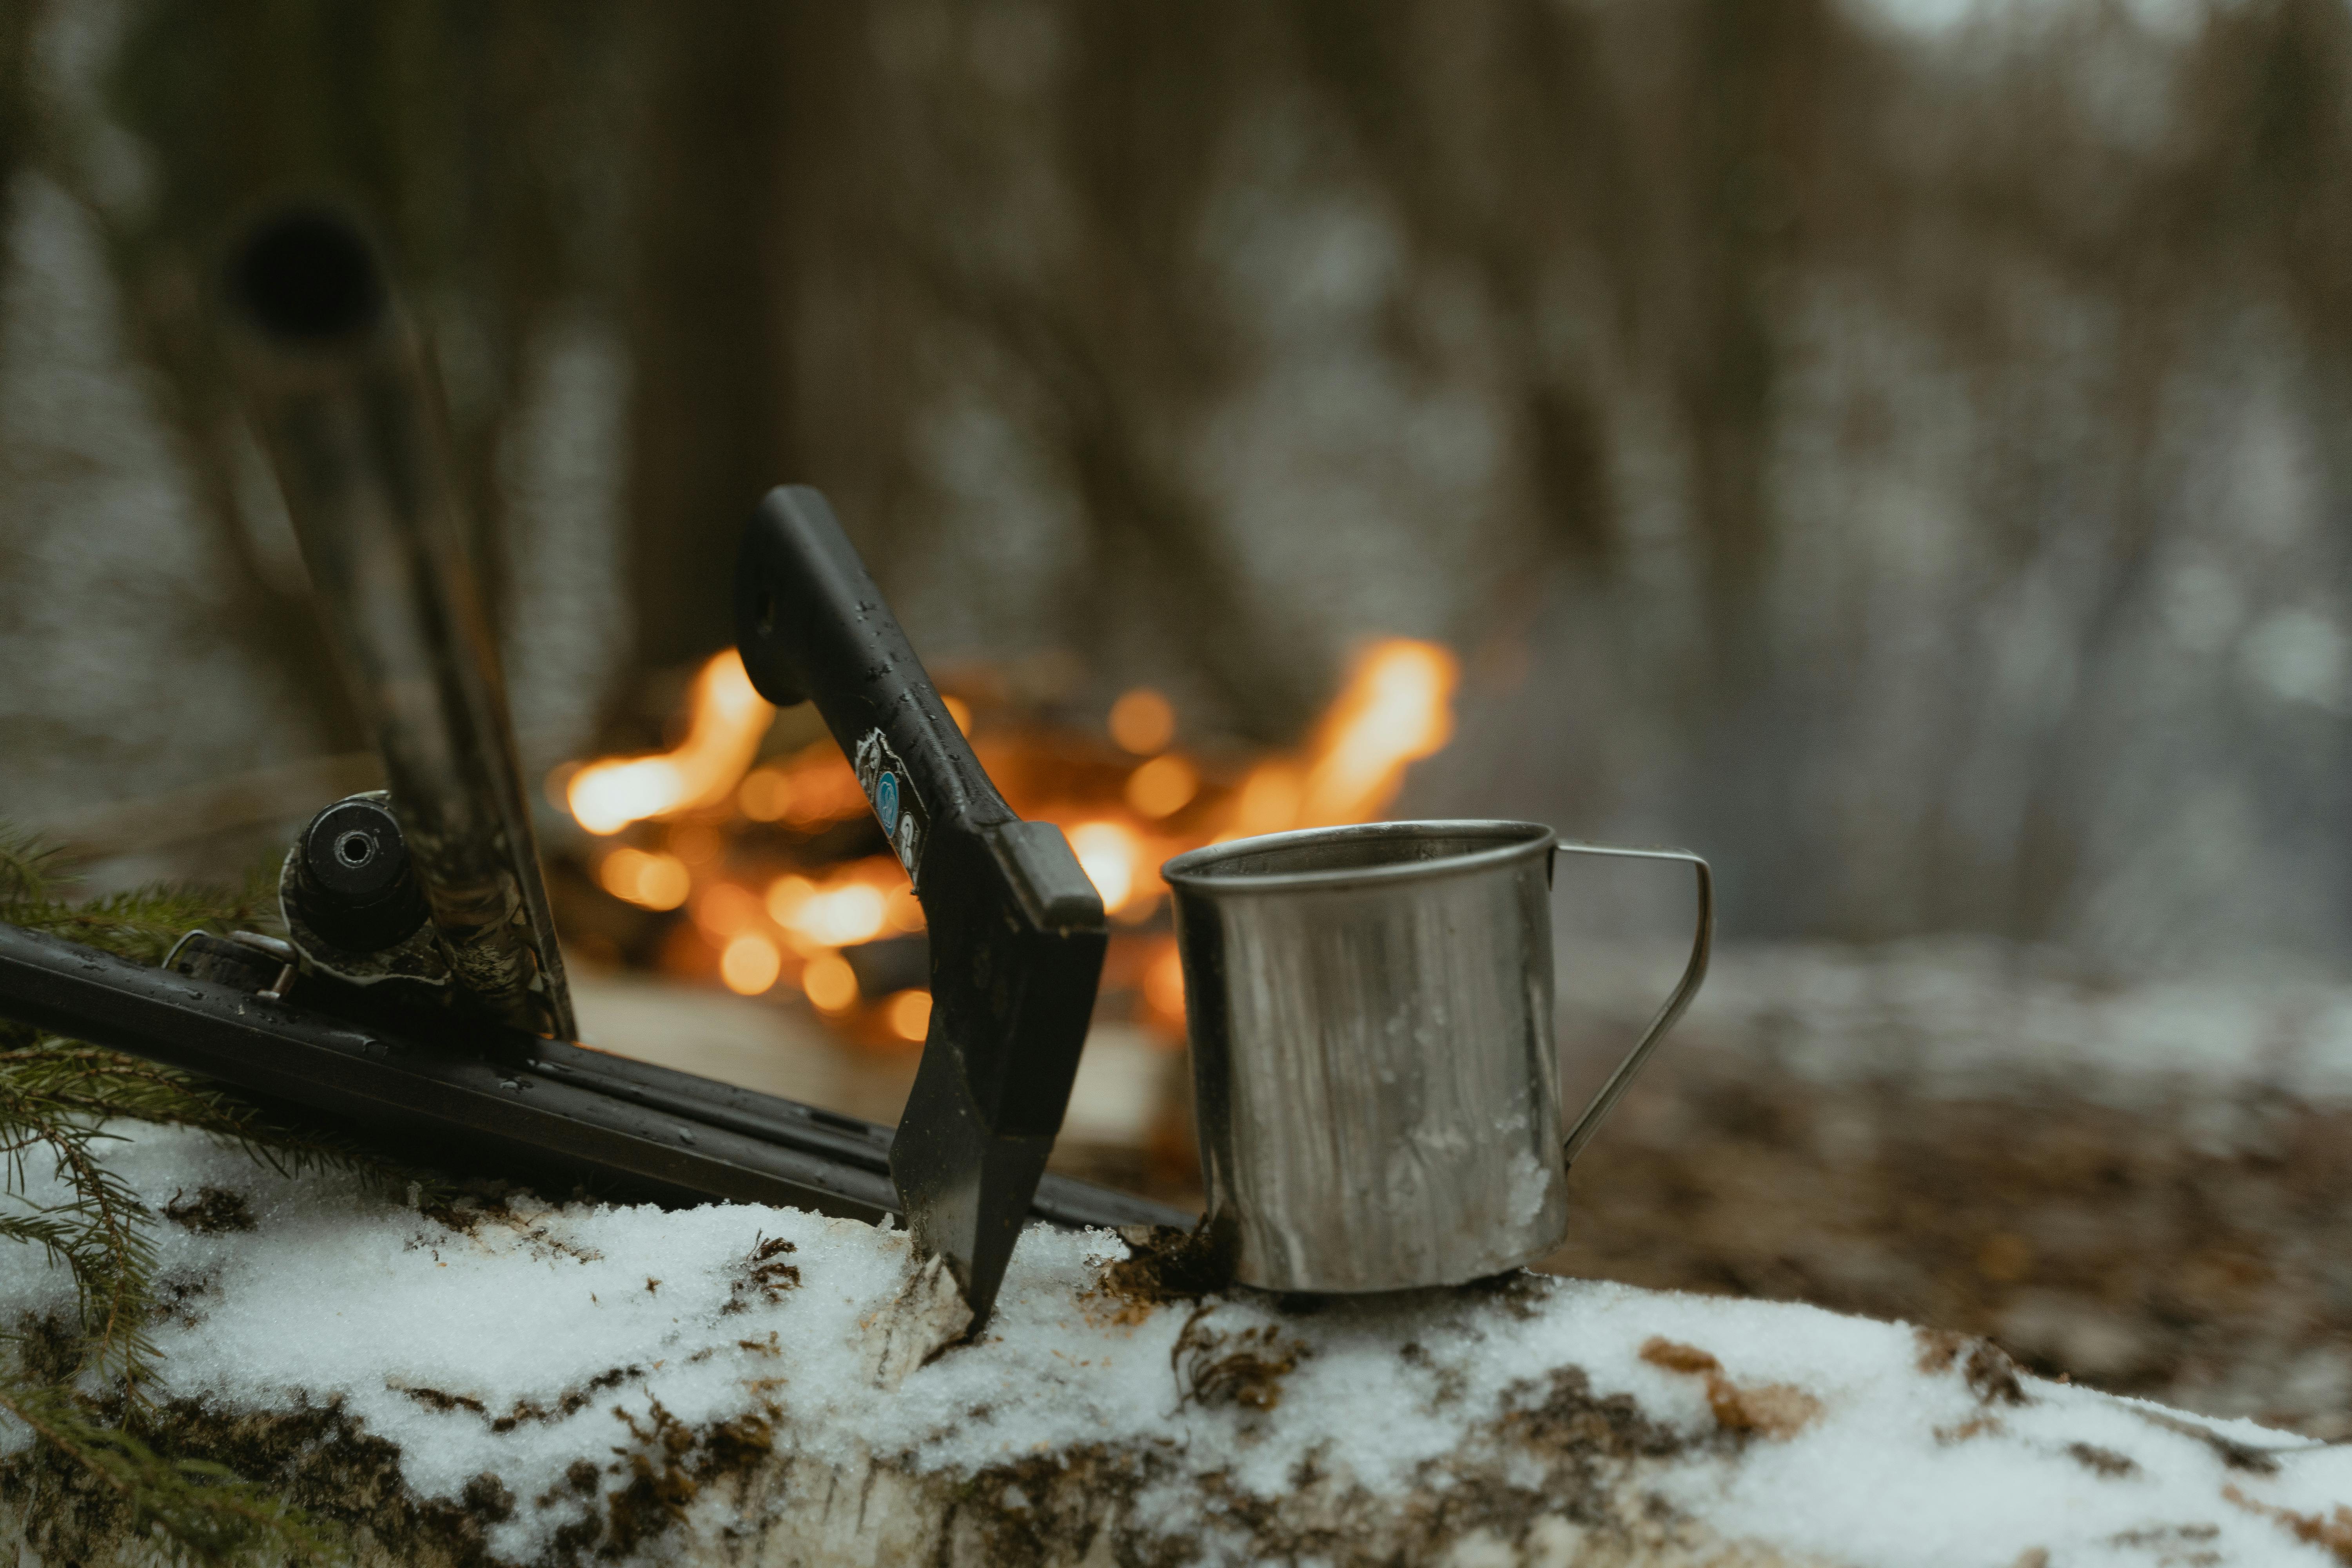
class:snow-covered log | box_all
[0,1124,2345,1566]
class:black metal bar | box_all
[0,922,1189,1232]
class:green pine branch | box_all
[0,825,363,1563]
[0,827,276,965]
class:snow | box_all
[1,1122,2347,1564]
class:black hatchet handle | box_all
[734,486,1109,1325]
[732,488,1011,851]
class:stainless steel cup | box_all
[1163,820,1711,1293]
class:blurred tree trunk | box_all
[1040,4,1328,740]
[0,0,31,235]
[83,4,618,758]
[70,2,376,759]
[623,2,803,677]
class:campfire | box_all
[552,640,1460,1053]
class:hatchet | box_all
[735,487,1108,1327]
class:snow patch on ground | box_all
[0,1122,2344,1564]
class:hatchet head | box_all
[734,486,1107,1327]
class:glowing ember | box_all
[598,848,690,911]
[763,874,815,923]
[1125,753,1199,818]
[1109,687,1176,754]
[691,881,766,941]
[719,934,782,995]
[767,869,892,953]
[1068,821,1142,914]
[736,748,869,831]
[737,769,790,822]
[887,989,931,1042]
[802,952,858,1012]
[566,651,775,834]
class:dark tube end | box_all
[228,207,387,342]
[290,795,428,953]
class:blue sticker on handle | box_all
[854,731,929,887]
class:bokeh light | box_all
[718,934,780,995]
[802,952,858,1012]
[597,848,690,911]
[887,989,932,1042]
[1108,688,1176,754]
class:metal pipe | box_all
[222,205,574,1039]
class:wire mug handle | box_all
[1550,841,1715,1169]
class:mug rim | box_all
[1161,818,1555,893]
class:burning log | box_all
[550,634,1464,1070]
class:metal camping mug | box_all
[1162,821,1712,1293]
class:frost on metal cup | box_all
[1163,821,1712,1294]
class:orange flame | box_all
[1298,639,1457,823]
[766,862,897,952]
[1219,638,1458,839]
[566,651,774,834]
[573,635,1460,1045]
[738,746,869,829]
[1068,820,1144,914]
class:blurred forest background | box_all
[11,0,2352,1435]
[6,0,2352,973]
